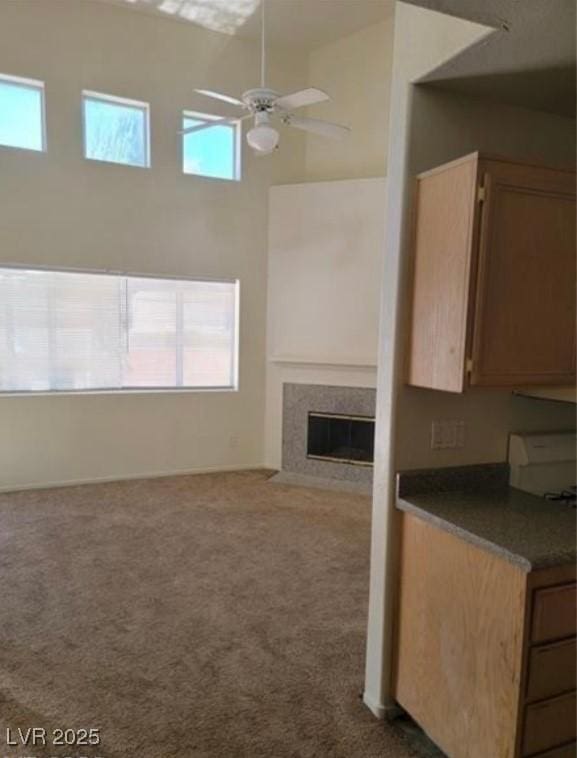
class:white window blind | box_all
[0,268,238,393]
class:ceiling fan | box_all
[180,0,351,155]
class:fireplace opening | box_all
[307,412,375,466]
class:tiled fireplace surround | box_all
[279,382,376,488]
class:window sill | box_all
[84,156,150,169]
[0,143,46,154]
[182,171,240,183]
[0,386,239,398]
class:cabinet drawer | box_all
[527,639,577,701]
[532,583,576,643]
[523,692,576,756]
[534,744,576,758]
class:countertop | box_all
[396,465,576,572]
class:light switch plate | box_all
[431,420,465,449]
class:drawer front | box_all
[523,692,577,756]
[527,639,577,701]
[534,744,576,758]
[532,583,577,643]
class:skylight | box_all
[110,0,259,35]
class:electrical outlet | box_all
[431,420,465,449]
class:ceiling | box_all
[91,0,394,49]
[406,0,576,117]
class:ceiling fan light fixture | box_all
[185,0,349,156]
[246,112,279,154]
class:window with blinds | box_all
[0,268,239,393]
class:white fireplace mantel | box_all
[269,355,377,371]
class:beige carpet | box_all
[0,469,418,758]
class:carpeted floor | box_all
[0,469,420,758]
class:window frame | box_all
[182,109,241,182]
[82,89,151,169]
[0,263,240,396]
[0,72,46,153]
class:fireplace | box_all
[307,412,375,466]
[280,383,376,486]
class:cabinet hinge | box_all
[465,358,474,374]
[477,185,486,203]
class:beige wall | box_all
[0,1,398,490]
[0,0,307,489]
[264,178,386,469]
[303,19,395,181]
[364,3,495,717]
[267,179,386,365]
[262,14,397,468]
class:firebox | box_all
[307,412,375,466]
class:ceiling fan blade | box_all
[180,115,250,135]
[194,88,246,108]
[283,115,350,140]
[275,88,330,111]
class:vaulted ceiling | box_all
[89,0,575,116]
[90,0,394,50]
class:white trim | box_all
[0,463,260,494]
[362,692,386,719]
[0,72,46,152]
[181,109,241,182]
[82,89,151,168]
[0,387,238,398]
[232,279,241,389]
[269,355,377,370]
[83,90,149,110]
[0,72,44,89]
[362,692,401,721]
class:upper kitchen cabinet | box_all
[407,153,576,393]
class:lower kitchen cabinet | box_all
[393,513,577,758]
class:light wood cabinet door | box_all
[407,153,576,392]
[394,512,527,758]
[471,161,576,387]
[394,512,577,758]
[407,155,479,392]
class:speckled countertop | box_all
[396,464,576,572]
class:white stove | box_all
[508,432,576,507]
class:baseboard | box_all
[362,692,401,721]
[362,692,386,719]
[0,463,262,494]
